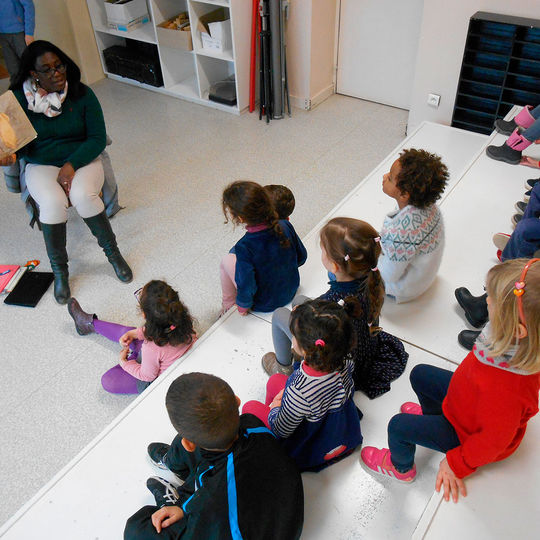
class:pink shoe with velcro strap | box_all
[360,447,417,483]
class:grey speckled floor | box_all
[0,78,407,525]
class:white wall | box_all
[408,1,540,132]
[286,0,337,109]
[33,0,103,85]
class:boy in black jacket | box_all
[124,372,304,540]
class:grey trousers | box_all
[0,32,26,82]
[271,294,310,365]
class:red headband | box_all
[513,258,540,326]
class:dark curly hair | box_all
[320,217,385,329]
[290,299,355,373]
[222,180,289,247]
[264,184,295,220]
[396,148,449,208]
[139,280,195,347]
[10,40,86,99]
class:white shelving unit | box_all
[86,0,250,114]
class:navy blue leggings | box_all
[388,364,460,472]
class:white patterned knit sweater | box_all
[379,204,444,303]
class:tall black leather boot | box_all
[41,222,70,304]
[83,211,133,283]
[454,288,488,328]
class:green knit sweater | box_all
[14,85,106,170]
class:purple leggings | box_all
[93,319,146,395]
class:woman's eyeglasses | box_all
[36,63,67,77]
[134,287,142,303]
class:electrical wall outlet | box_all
[427,93,441,108]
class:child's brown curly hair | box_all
[396,149,449,208]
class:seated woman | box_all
[0,40,132,304]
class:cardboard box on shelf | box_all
[104,0,149,32]
[156,12,192,51]
[197,8,232,53]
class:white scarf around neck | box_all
[23,78,68,117]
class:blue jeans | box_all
[502,182,540,260]
[387,364,460,472]
[522,104,540,142]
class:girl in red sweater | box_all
[361,258,540,502]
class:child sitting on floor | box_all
[361,258,540,502]
[125,372,304,539]
[263,217,408,399]
[67,280,196,394]
[245,299,363,471]
[220,180,307,315]
[379,148,448,303]
[264,184,296,220]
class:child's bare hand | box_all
[270,390,284,409]
[435,457,467,503]
[119,347,130,363]
[119,330,134,347]
[520,156,540,169]
[151,505,184,533]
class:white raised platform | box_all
[2,120,539,539]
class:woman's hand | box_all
[435,457,467,503]
[119,330,137,347]
[57,162,75,195]
[0,154,16,167]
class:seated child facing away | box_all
[379,148,449,303]
[67,280,196,394]
[263,217,408,399]
[264,184,296,220]
[125,373,304,540]
[244,299,363,472]
[220,180,307,315]
[361,258,540,502]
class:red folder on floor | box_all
[0,265,20,293]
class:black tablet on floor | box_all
[4,271,54,307]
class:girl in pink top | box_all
[67,280,196,394]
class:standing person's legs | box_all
[219,253,237,311]
[0,32,26,82]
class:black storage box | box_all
[209,80,236,106]
[103,43,163,87]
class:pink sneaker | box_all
[400,402,422,415]
[360,447,416,483]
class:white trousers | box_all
[25,159,105,224]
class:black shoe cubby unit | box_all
[452,12,540,135]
